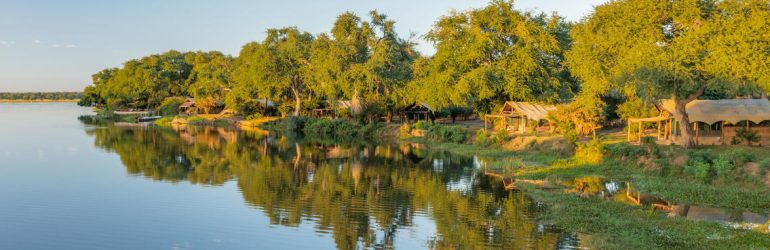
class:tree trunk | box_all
[386,112,392,124]
[674,85,707,148]
[291,86,301,117]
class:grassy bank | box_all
[401,125,770,248]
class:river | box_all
[0,103,584,249]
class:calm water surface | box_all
[0,103,583,249]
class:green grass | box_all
[524,185,770,249]
[411,135,770,248]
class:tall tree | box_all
[187,51,235,114]
[235,28,314,116]
[408,0,571,113]
[308,11,418,121]
[567,0,770,148]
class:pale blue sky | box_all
[0,0,607,92]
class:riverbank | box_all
[403,129,770,248]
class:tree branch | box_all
[684,83,706,103]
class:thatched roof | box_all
[660,99,770,124]
[498,102,556,121]
[179,98,195,108]
[403,102,434,112]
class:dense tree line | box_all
[79,0,770,147]
[0,92,82,100]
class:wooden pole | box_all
[627,122,632,142]
[695,122,699,145]
[721,121,725,145]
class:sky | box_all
[0,0,608,92]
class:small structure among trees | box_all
[628,99,770,146]
[484,102,557,134]
[402,102,434,123]
[311,100,338,118]
[179,98,196,114]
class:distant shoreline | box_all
[0,99,80,103]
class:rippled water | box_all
[0,103,584,249]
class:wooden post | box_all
[638,122,642,143]
[627,122,632,142]
[695,122,699,145]
[657,121,662,139]
[720,121,725,145]
[484,115,487,131]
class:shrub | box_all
[640,136,660,157]
[475,129,491,145]
[399,123,412,138]
[733,128,761,146]
[726,149,755,167]
[713,154,735,179]
[413,120,429,130]
[574,137,605,164]
[492,128,510,143]
[605,143,646,159]
[186,116,207,125]
[684,150,715,183]
[246,113,264,120]
[158,97,184,116]
[759,159,770,175]
[284,116,310,132]
[425,124,468,143]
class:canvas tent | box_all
[402,102,434,122]
[484,102,557,133]
[628,98,770,146]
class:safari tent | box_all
[627,98,770,146]
[402,102,434,122]
[484,102,557,133]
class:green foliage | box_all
[412,120,429,130]
[759,159,770,175]
[407,1,572,111]
[683,150,748,183]
[424,124,468,144]
[246,113,264,120]
[733,128,761,146]
[474,129,491,146]
[574,137,605,164]
[605,143,646,159]
[567,0,770,140]
[158,97,184,116]
[712,154,734,179]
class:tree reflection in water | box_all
[83,121,585,249]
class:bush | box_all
[158,97,184,116]
[713,154,734,179]
[186,116,207,125]
[413,120,429,130]
[425,124,468,143]
[605,143,646,159]
[759,159,770,175]
[246,113,264,120]
[574,137,605,164]
[726,149,755,167]
[732,128,761,146]
[284,116,311,132]
[685,150,715,183]
[475,129,491,145]
[400,123,412,138]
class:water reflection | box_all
[81,120,583,249]
[563,177,770,234]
